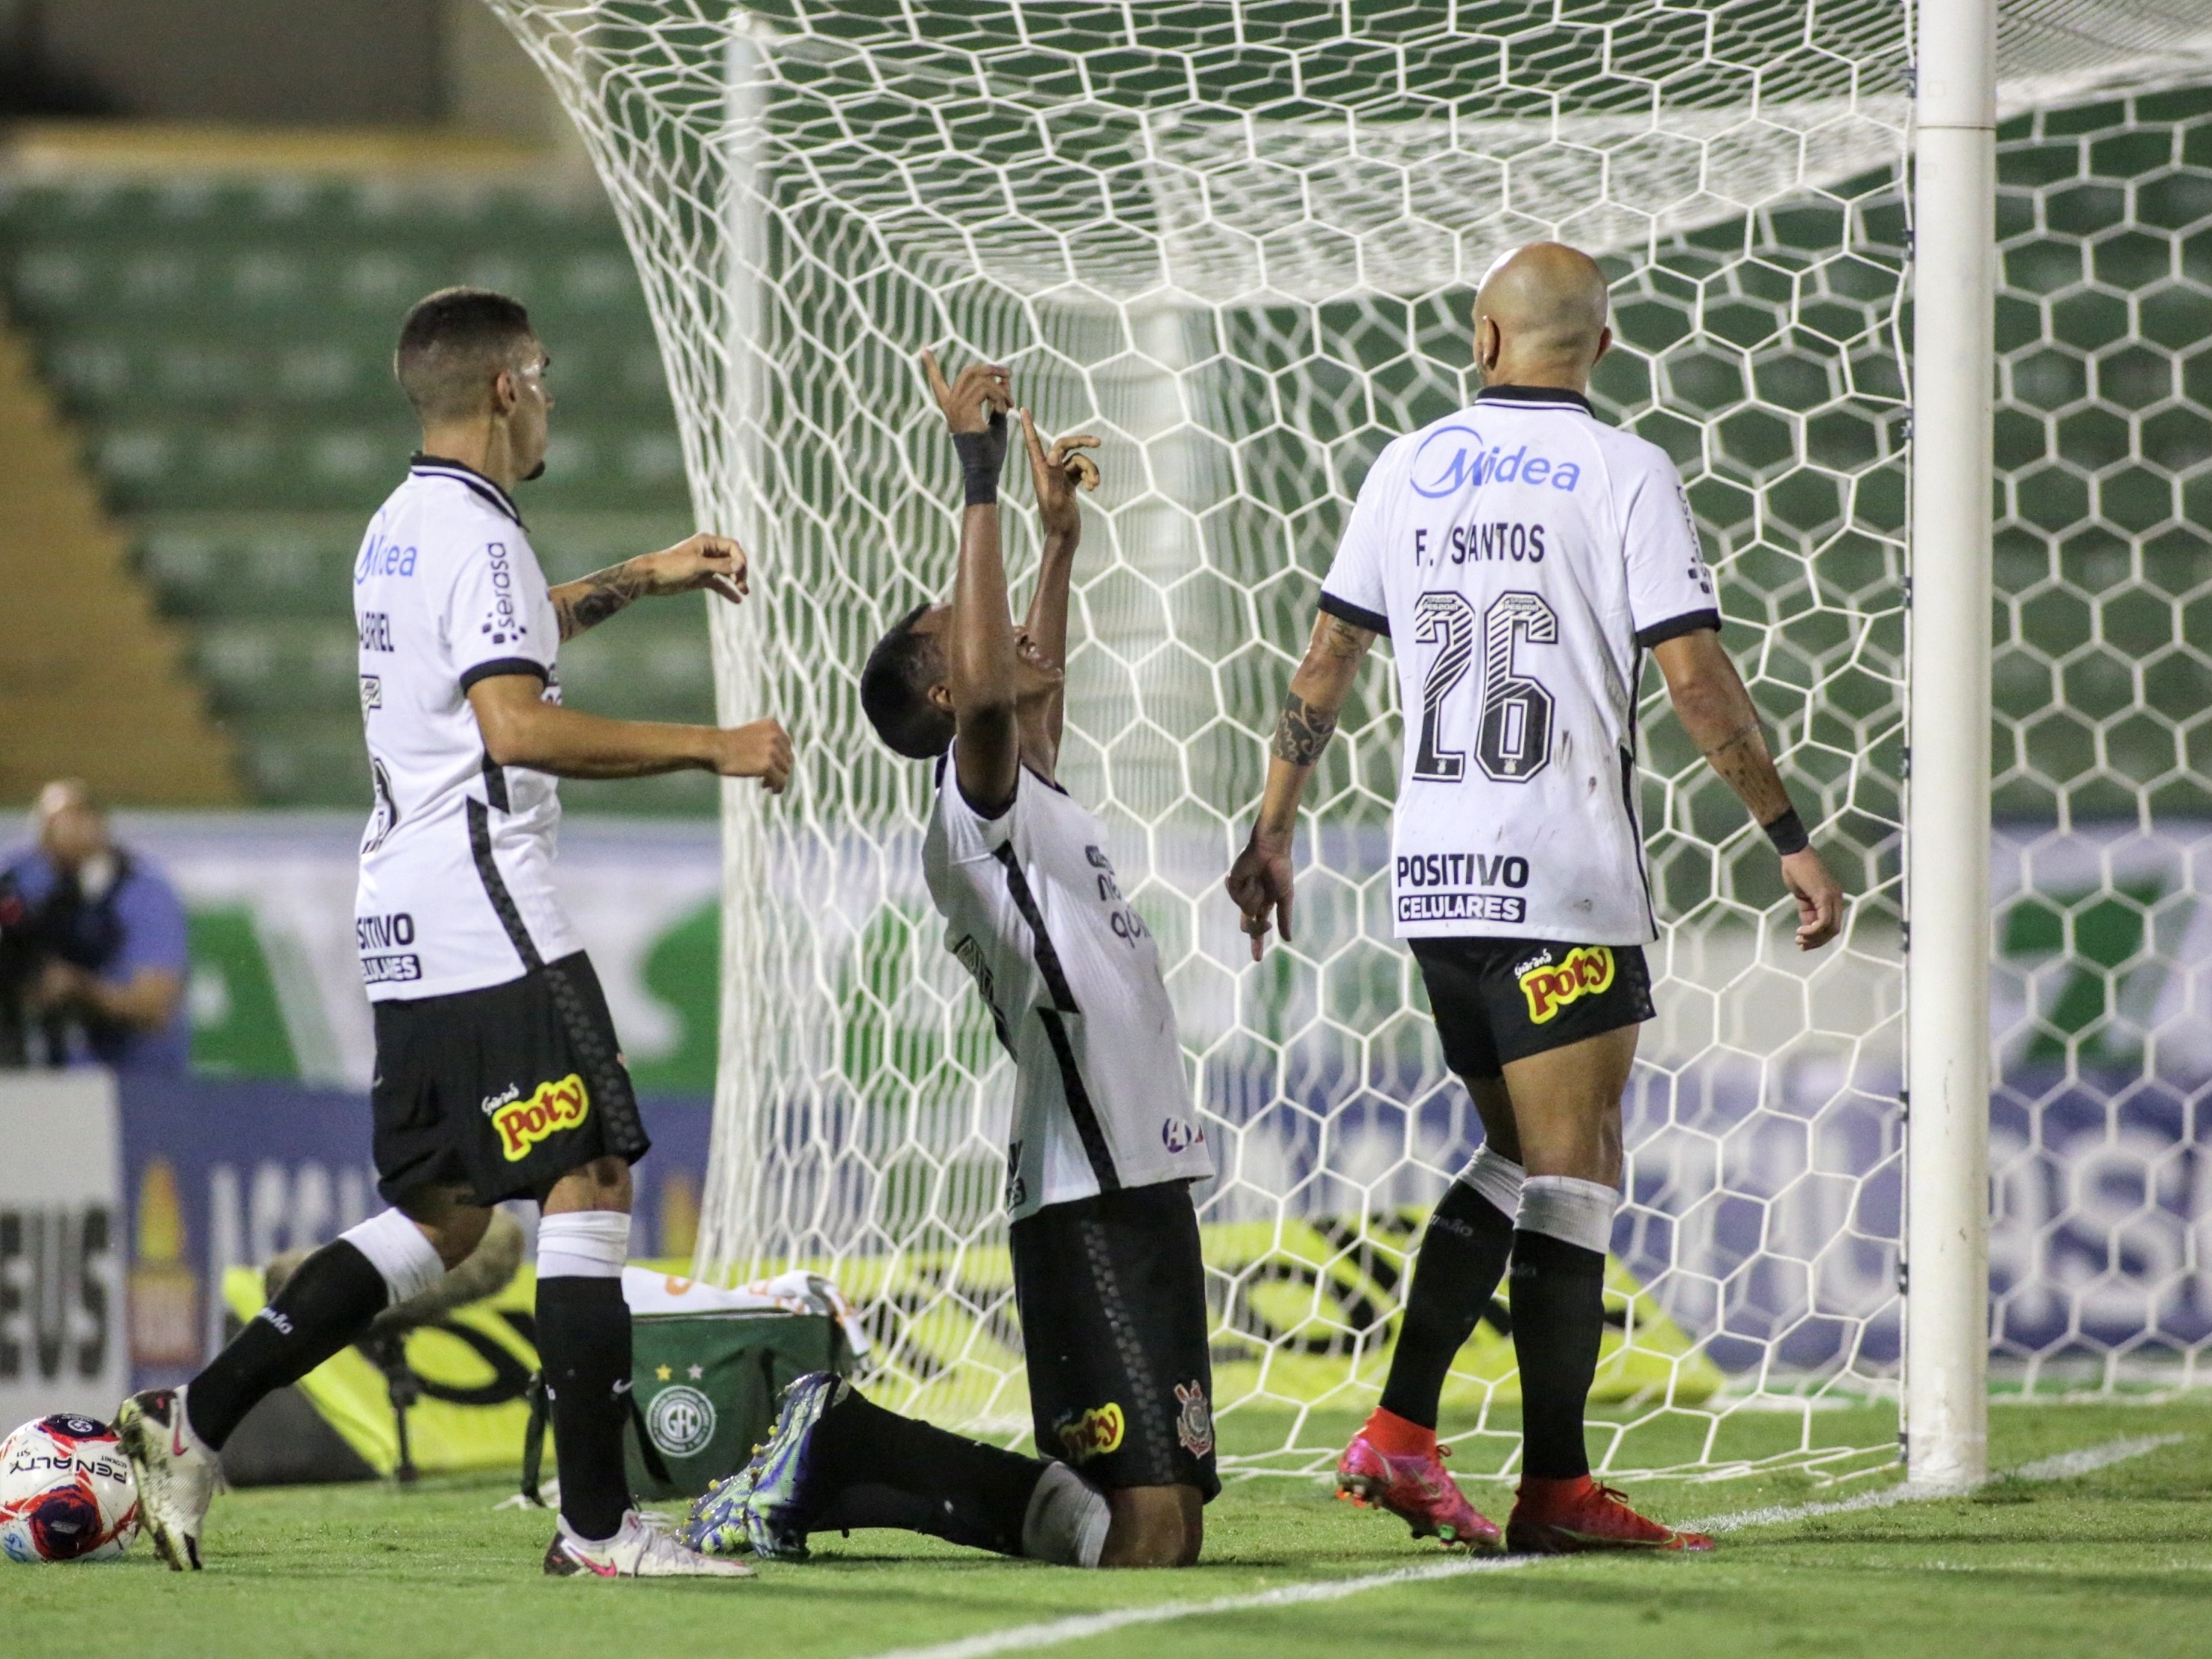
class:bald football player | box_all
[1228,243,1843,1554]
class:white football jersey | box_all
[1320,386,1721,945]
[351,457,582,1000]
[923,752,1214,1222]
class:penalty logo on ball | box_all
[0,1415,139,1564]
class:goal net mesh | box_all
[488,0,2212,1477]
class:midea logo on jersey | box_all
[1409,425,1584,497]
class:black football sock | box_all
[1508,1230,1608,1480]
[808,1385,1046,1556]
[1379,1181,1517,1430]
[535,1275,634,1542]
[184,1239,388,1450]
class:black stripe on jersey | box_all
[409,453,525,527]
[467,797,545,973]
[990,842,1121,1194]
[480,752,511,812]
[1318,590,1391,639]
[1633,608,1722,650]
[458,657,548,695]
[1619,738,1659,938]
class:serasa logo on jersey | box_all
[1055,1401,1125,1464]
[1517,946,1616,1023]
[491,1073,591,1161]
[1409,425,1584,498]
[479,541,526,647]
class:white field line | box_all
[854,1434,2181,1659]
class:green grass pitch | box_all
[7,1400,2210,1659]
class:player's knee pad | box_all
[537,1210,631,1280]
[1023,1462,1109,1567]
[1516,1175,1617,1255]
[1457,1145,1526,1222]
[339,1208,446,1305]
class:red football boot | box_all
[1505,1474,1715,1555]
[1336,1409,1503,1552]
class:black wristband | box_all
[952,425,1005,507]
[1763,806,1810,856]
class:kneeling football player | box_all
[683,355,1215,1570]
[116,287,791,1579]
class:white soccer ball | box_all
[0,1415,139,1563]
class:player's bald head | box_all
[1473,243,1611,379]
[394,288,540,424]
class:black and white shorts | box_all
[370,950,650,1207]
[1011,1179,1219,1501]
[1412,936,1656,1082]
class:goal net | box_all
[488,0,2212,1478]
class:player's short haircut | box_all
[861,603,955,759]
[394,288,538,423]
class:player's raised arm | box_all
[921,350,1020,814]
[549,531,751,640]
[1224,609,1377,959]
[1017,408,1100,762]
[1651,628,1842,949]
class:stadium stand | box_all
[0,136,712,815]
[0,304,236,804]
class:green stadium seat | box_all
[0,177,714,811]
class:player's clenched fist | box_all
[631,531,751,607]
[712,718,794,792]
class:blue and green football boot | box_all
[681,1371,844,1561]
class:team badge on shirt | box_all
[1517,945,1616,1023]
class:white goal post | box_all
[1908,0,1995,1494]
[490,0,2212,1481]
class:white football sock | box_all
[1516,1175,1617,1256]
[537,1210,631,1280]
[1022,1462,1110,1567]
[339,1207,446,1304]
[1458,1145,1527,1222]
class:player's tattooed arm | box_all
[550,532,751,640]
[1270,693,1338,767]
[1227,609,1377,960]
[1652,627,1845,950]
[552,562,648,639]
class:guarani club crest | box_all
[645,1385,717,1458]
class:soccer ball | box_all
[0,1415,139,1563]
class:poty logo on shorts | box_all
[491,1073,590,1161]
[1055,1402,1125,1464]
[1517,945,1616,1024]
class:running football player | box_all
[117,287,791,1579]
[683,354,1216,1570]
[1226,243,1845,1554]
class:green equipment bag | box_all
[521,1309,851,1502]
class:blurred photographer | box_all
[0,780,189,1072]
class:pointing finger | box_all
[919,348,953,407]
